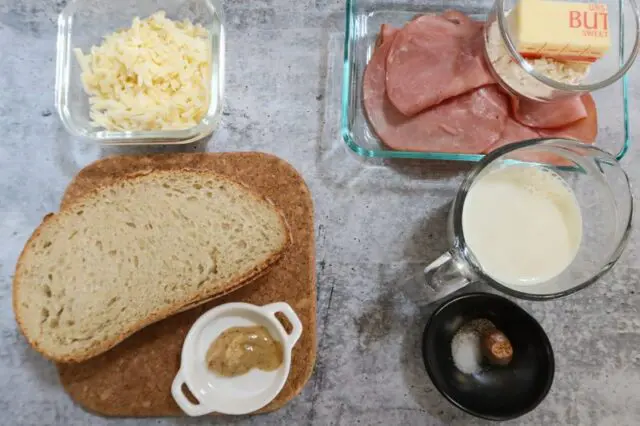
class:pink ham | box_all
[485,95,596,153]
[538,95,597,142]
[385,13,493,117]
[511,95,588,129]
[378,24,399,46]
[442,9,484,31]
[484,94,597,164]
[485,119,540,152]
[363,12,599,156]
[363,33,508,154]
[482,119,570,165]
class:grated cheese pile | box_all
[74,11,211,131]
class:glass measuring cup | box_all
[424,139,633,301]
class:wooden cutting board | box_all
[55,152,317,416]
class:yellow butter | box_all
[511,0,610,62]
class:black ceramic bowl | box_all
[422,292,554,421]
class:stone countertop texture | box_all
[0,1,639,425]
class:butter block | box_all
[511,0,610,63]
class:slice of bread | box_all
[13,170,291,363]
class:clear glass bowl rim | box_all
[495,0,640,93]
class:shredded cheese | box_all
[74,11,211,131]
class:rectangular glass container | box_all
[55,0,225,145]
[341,0,631,162]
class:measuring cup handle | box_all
[424,250,473,301]
[263,302,303,347]
[171,370,212,417]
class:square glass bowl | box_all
[55,0,225,145]
[342,0,632,162]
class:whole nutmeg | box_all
[481,328,513,365]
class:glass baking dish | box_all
[341,0,632,162]
[55,0,225,145]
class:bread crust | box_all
[13,169,292,363]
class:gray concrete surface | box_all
[0,0,638,425]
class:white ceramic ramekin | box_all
[171,302,302,416]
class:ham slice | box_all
[362,13,599,156]
[538,94,597,142]
[487,119,541,151]
[511,95,588,129]
[485,94,596,153]
[363,34,508,154]
[442,9,484,31]
[483,119,570,165]
[377,24,398,46]
[484,94,597,164]
[385,13,493,117]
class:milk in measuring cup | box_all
[462,165,582,288]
